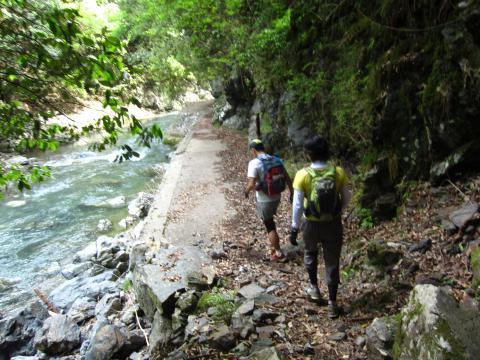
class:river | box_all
[0,112,180,315]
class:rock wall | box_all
[366,284,480,360]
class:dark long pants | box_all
[303,218,343,301]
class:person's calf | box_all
[304,250,319,285]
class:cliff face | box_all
[213,1,480,217]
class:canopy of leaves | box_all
[0,0,162,194]
[119,0,480,176]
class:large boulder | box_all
[368,284,480,360]
[448,202,478,229]
[0,302,48,358]
[367,240,402,267]
[132,245,214,320]
[430,141,480,184]
[470,243,480,288]
[85,323,144,360]
[61,262,92,280]
[67,296,97,324]
[73,243,97,263]
[49,271,117,312]
[366,316,398,360]
[34,315,81,356]
[128,192,154,219]
[360,157,399,220]
[149,312,173,356]
[222,107,250,130]
[97,219,113,233]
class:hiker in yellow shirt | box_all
[289,135,350,318]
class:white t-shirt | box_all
[247,154,282,203]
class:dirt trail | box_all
[149,101,479,359]
[140,100,236,249]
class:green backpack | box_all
[304,166,342,221]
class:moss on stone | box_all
[470,247,480,287]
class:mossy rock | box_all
[367,240,401,267]
[470,246,480,288]
[392,285,480,360]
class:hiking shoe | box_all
[270,251,287,262]
[306,284,322,302]
[328,302,341,319]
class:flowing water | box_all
[0,113,180,314]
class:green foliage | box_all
[122,278,133,292]
[116,0,480,183]
[357,207,374,229]
[341,265,358,282]
[197,287,237,322]
[162,135,181,148]
[0,0,162,194]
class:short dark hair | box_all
[304,135,329,161]
[249,139,265,151]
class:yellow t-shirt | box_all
[293,164,347,220]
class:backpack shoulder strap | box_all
[305,166,316,178]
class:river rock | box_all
[61,262,92,280]
[97,219,113,233]
[6,155,30,166]
[132,245,213,320]
[105,196,126,208]
[385,285,480,359]
[95,293,122,320]
[128,192,154,219]
[96,236,116,259]
[73,243,97,263]
[49,271,117,312]
[34,314,81,355]
[0,301,48,358]
[85,324,126,360]
[5,200,26,208]
[119,216,136,230]
[149,313,173,356]
[67,297,96,323]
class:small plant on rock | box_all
[197,287,237,323]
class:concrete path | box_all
[138,101,235,249]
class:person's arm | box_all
[291,189,304,229]
[245,160,258,198]
[289,189,304,246]
[244,177,256,198]
[284,170,294,203]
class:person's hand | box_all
[289,227,299,246]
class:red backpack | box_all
[256,155,287,196]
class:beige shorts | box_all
[256,200,280,221]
